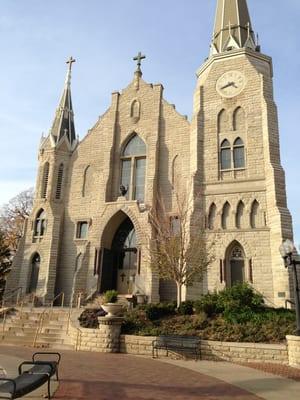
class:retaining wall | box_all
[287,335,300,368]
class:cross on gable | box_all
[133,52,146,71]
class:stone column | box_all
[98,317,123,353]
[286,335,300,368]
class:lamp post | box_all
[279,239,300,336]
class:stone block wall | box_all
[119,335,288,364]
[200,340,288,364]
[287,335,300,368]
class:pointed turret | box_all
[210,0,258,55]
[49,57,76,145]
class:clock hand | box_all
[221,81,235,90]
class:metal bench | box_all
[152,336,200,360]
[0,352,61,399]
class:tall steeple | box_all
[210,0,258,56]
[49,57,76,146]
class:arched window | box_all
[229,244,245,286]
[220,139,231,170]
[28,253,40,293]
[250,200,260,228]
[41,162,50,198]
[222,202,231,229]
[34,209,46,237]
[236,201,245,229]
[233,138,245,169]
[218,109,228,133]
[208,203,217,230]
[233,107,245,131]
[130,100,140,120]
[55,163,64,199]
[121,134,146,202]
[82,165,92,197]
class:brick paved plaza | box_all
[2,345,300,400]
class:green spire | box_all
[210,0,259,55]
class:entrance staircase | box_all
[1,307,75,350]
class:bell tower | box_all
[11,58,78,303]
[190,0,293,305]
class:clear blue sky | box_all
[0,0,299,244]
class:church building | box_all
[7,0,294,307]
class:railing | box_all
[285,299,295,309]
[1,309,8,340]
[66,292,83,335]
[75,327,82,351]
[32,309,49,347]
[50,292,65,308]
[252,286,277,308]
[1,287,23,308]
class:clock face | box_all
[216,71,246,98]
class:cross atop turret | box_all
[66,56,76,72]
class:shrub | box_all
[103,290,118,303]
[143,302,176,321]
[178,300,194,315]
[194,293,220,317]
[195,284,265,321]
[78,308,106,328]
[216,283,264,313]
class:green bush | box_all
[103,290,118,303]
[194,284,265,322]
[78,308,106,328]
[194,293,221,317]
[178,301,194,315]
[217,283,264,311]
[143,302,176,321]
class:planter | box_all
[102,303,124,317]
[136,294,146,304]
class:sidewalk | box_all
[160,358,300,400]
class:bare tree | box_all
[0,229,12,300]
[148,191,214,307]
[0,188,34,251]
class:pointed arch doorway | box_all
[27,253,40,293]
[225,242,245,286]
[99,213,138,295]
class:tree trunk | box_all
[176,281,182,308]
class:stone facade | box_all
[6,1,294,307]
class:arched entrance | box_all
[28,253,40,293]
[100,215,138,294]
[225,242,245,286]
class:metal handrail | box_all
[252,286,277,308]
[1,309,8,340]
[32,309,49,347]
[75,327,82,351]
[50,292,65,308]
[1,287,23,308]
[285,299,295,309]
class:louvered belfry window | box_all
[56,163,64,199]
[41,162,50,199]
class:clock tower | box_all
[190,0,294,306]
